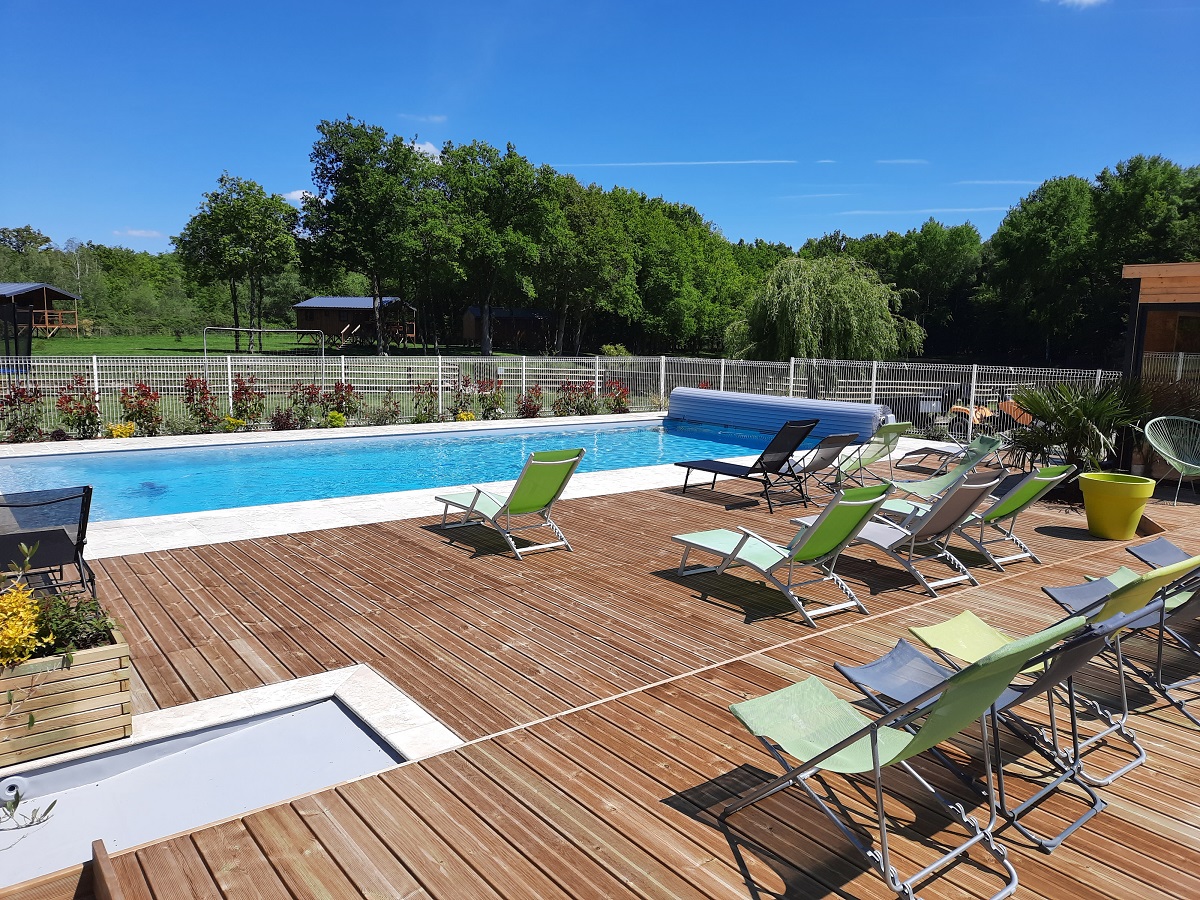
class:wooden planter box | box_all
[0,628,132,768]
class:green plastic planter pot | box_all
[1078,472,1156,540]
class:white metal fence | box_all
[1142,352,1200,382]
[0,354,1121,439]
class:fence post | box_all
[717,358,726,392]
[870,360,878,404]
[1177,353,1185,382]
[91,356,100,402]
[966,364,978,441]
[659,356,666,403]
[788,358,795,397]
[1095,368,1103,389]
[340,356,346,384]
[594,356,601,395]
[226,357,233,411]
[521,356,527,395]
[437,355,444,417]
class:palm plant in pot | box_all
[1011,380,1152,538]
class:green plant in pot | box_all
[1011,381,1153,538]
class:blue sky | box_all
[2,0,1197,255]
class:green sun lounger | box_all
[671,482,891,626]
[836,420,912,485]
[892,433,1004,502]
[436,448,585,559]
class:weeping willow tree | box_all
[728,256,925,360]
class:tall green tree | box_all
[303,118,432,353]
[440,140,543,355]
[174,173,297,350]
[730,256,924,361]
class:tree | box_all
[440,140,543,355]
[0,226,53,254]
[174,173,297,350]
[730,256,924,361]
[983,175,1098,362]
[303,118,432,354]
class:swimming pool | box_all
[0,420,789,521]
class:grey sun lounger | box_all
[676,419,817,512]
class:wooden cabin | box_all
[462,306,550,352]
[1123,262,1200,376]
[0,282,81,338]
[293,296,417,348]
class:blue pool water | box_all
[0,420,790,521]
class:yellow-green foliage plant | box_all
[0,581,50,668]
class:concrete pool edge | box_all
[0,664,463,783]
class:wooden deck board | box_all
[7,474,1200,900]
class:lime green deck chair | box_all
[436,448,585,559]
[720,616,1083,900]
[837,420,912,485]
[1044,555,1200,727]
[671,482,892,627]
[893,433,1004,502]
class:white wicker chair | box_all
[1145,416,1200,505]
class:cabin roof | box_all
[293,296,412,310]
[0,282,83,302]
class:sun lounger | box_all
[436,448,584,559]
[671,482,891,626]
[676,419,817,512]
[0,485,96,596]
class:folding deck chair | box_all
[0,485,96,596]
[1045,555,1200,727]
[892,433,1005,502]
[436,448,585,559]
[720,616,1083,900]
[879,464,1074,572]
[781,431,859,504]
[676,419,818,512]
[826,469,1002,596]
[863,610,1141,851]
[836,420,912,485]
[671,482,891,626]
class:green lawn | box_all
[32,334,503,357]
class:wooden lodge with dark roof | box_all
[0,282,82,338]
[293,296,417,348]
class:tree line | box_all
[2,118,1197,365]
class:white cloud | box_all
[399,113,448,124]
[815,159,837,164]
[1054,0,1106,8]
[955,179,1039,185]
[112,228,163,239]
[841,207,1007,215]
[559,159,797,167]
[876,159,930,165]
[413,141,440,159]
[283,189,311,204]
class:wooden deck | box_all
[5,471,1200,900]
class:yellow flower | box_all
[104,422,136,438]
[0,581,51,668]
[455,410,477,422]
